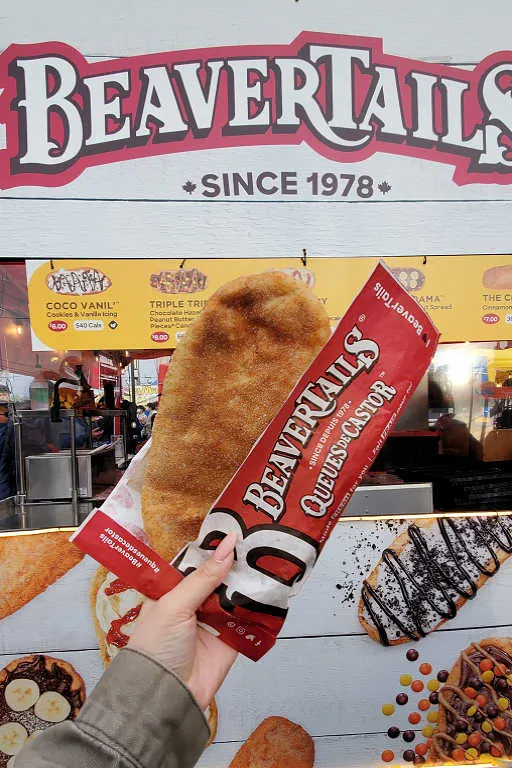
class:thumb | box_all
[163,532,237,615]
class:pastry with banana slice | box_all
[0,655,85,766]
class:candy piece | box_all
[454,718,467,732]
[437,670,449,682]
[400,674,413,687]
[475,694,487,708]
[486,705,498,718]
[403,730,415,742]
[427,711,438,723]
[396,693,408,705]
[491,744,504,757]
[403,749,415,762]
[455,733,467,744]
[413,756,425,764]
[465,747,479,760]
[481,670,494,683]
[468,677,481,689]
[452,748,466,761]
[480,658,494,672]
[466,705,477,717]
[494,663,507,677]
[418,700,430,712]
[496,677,508,692]
[494,716,506,730]
[507,673,512,686]
[382,750,395,762]
[419,663,432,675]
[464,687,477,699]
[406,650,419,662]
[421,726,434,738]
[498,697,510,711]
[429,692,439,705]
[481,720,493,733]
[415,743,428,756]
[468,733,482,747]
[387,727,400,739]
[474,711,485,722]
[408,713,421,725]
[411,681,424,693]
[382,703,395,716]
[427,680,439,692]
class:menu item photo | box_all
[431,637,512,763]
[0,532,83,621]
[359,517,512,646]
[0,654,85,766]
[228,716,314,768]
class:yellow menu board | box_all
[26,256,512,350]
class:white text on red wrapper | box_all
[242,324,382,522]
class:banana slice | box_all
[34,691,70,723]
[5,679,40,712]
[0,723,28,755]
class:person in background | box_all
[0,401,16,501]
[18,534,238,768]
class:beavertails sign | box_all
[0,33,511,188]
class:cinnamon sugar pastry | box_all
[141,271,330,561]
[430,637,512,763]
[359,516,512,645]
[228,716,314,768]
[0,531,83,620]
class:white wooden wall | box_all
[2,521,512,767]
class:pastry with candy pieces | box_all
[430,637,512,763]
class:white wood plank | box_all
[0,199,511,259]
[0,556,99,656]
[198,733,385,768]
[0,0,508,62]
[214,626,512,742]
[3,519,512,655]
[3,142,512,202]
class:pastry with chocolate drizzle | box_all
[359,516,512,645]
[0,654,85,766]
[430,637,512,763]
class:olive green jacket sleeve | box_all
[18,648,210,768]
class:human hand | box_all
[128,533,238,710]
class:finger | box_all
[163,532,237,615]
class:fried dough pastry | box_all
[228,716,315,768]
[142,271,330,561]
[0,531,83,619]
[430,637,512,763]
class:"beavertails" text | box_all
[1,33,511,187]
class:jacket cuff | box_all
[79,647,210,768]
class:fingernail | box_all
[214,532,237,563]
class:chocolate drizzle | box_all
[433,641,512,762]
[0,655,85,766]
[361,517,512,645]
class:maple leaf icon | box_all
[378,180,392,194]
[182,180,197,194]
